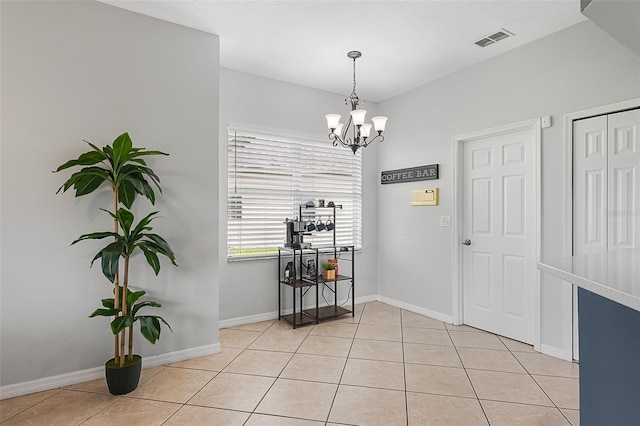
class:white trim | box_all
[219,294,378,329]
[562,97,640,361]
[377,295,454,324]
[540,343,573,361]
[452,118,542,346]
[0,343,221,400]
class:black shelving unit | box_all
[278,245,355,328]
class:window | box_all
[227,125,362,260]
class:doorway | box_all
[453,119,541,347]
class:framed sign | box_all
[381,164,439,184]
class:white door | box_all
[462,127,536,343]
[572,109,640,359]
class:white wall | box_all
[218,68,379,323]
[0,1,220,388]
[377,21,640,352]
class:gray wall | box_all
[0,1,220,386]
[376,21,640,352]
[218,68,379,322]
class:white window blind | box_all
[227,126,362,260]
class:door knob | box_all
[462,239,471,246]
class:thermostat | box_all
[411,188,438,206]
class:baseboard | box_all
[0,343,220,400]
[377,295,454,324]
[219,294,378,329]
[540,343,573,362]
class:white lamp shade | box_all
[372,116,388,132]
[334,122,344,137]
[350,109,367,126]
[361,123,372,138]
[325,114,341,130]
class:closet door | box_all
[573,115,608,256]
[607,109,640,250]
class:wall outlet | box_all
[440,216,451,227]
[541,115,552,128]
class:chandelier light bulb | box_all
[371,116,388,133]
[350,109,367,126]
[361,123,372,138]
[325,114,341,131]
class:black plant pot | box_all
[105,355,142,395]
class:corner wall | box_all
[376,21,640,353]
[218,68,379,323]
[0,1,220,388]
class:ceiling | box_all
[101,0,587,102]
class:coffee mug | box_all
[325,218,335,231]
[305,219,316,232]
[327,201,335,207]
[316,218,326,231]
[318,199,325,207]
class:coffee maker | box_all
[284,218,311,249]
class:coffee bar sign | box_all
[381,164,439,184]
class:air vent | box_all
[474,29,514,47]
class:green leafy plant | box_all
[322,262,336,270]
[55,132,177,367]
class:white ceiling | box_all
[101,0,587,102]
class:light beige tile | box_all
[405,364,476,398]
[402,310,447,329]
[364,301,400,313]
[297,335,352,357]
[533,375,580,409]
[218,329,262,348]
[222,349,292,377]
[349,338,404,362]
[403,327,453,346]
[355,324,402,342]
[341,358,405,390]
[169,347,242,371]
[481,400,571,425]
[140,366,165,383]
[165,405,250,425]
[514,352,579,378]
[127,367,215,403]
[445,323,487,333]
[246,413,324,425]
[360,309,402,326]
[269,320,314,334]
[83,397,180,425]
[457,347,527,373]
[188,372,275,411]
[228,319,276,332]
[255,378,337,422]
[499,335,536,353]
[403,342,462,368]
[248,330,307,352]
[309,321,358,338]
[407,392,488,426]
[328,385,407,426]
[561,408,580,426]
[280,353,347,384]
[449,330,508,350]
[0,389,61,422]
[467,369,554,406]
[1,390,115,426]
[67,378,110,395]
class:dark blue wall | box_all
[578,288,640,425]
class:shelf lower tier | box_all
[303,305,352,320]
[280,311,316,326]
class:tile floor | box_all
[0,301,580,425]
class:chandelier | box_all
[325,51,388,154]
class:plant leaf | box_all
[118,179,136,209]
[89,308,119,317]
[54,150,106,172]
[132,300,161,316]
[138,316,161,344]
[140,245,160,275]
[126,290,146,311]
[97,241,125,282]
[116,208,134,236]
[112,132,133,171]
[111,314,133,335]
[71,231,118,245]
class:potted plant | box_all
[322,262,336,280]
[55,132,177,395]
